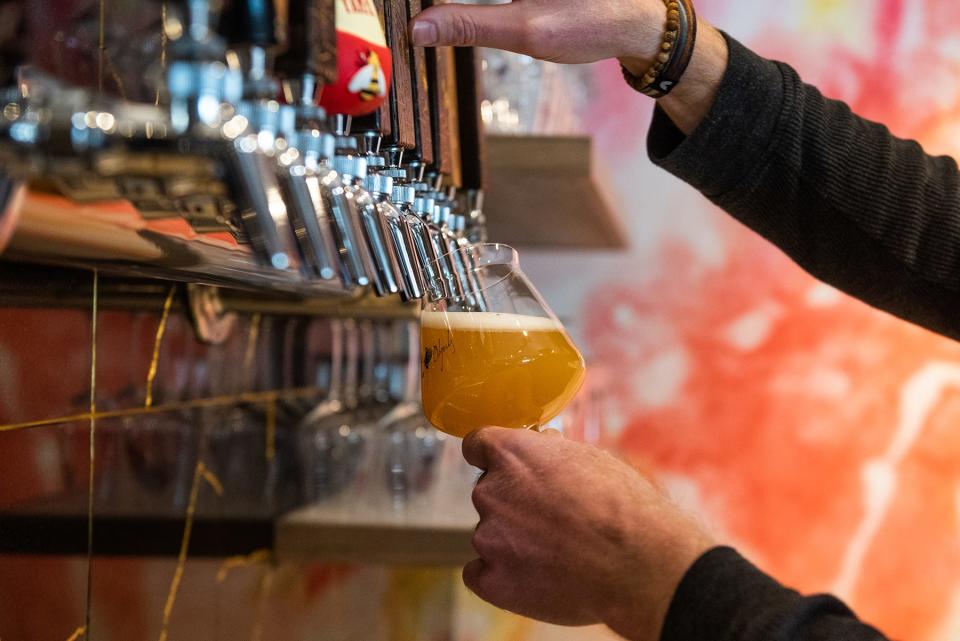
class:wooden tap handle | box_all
[455,46,483,190]
[407,0,434,164]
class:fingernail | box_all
[411,20,438,46]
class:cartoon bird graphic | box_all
[319,0,392,116]
[347,50,388,102]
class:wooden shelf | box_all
[276,495,477,566]
[483,135,629,250]
[0,494,277,557]
[2,489,478,565]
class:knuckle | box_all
[518,15,561,61]
[461,432,476,459]
[461,429,475,451]
[483,426,505,444]
[485,432,507,457]
[461,558,483,589]
[443,11,480,45]
[463,428,491,464]
[495,428,524,451]
[471,526,496,558]
[463,563,496,601]
[500,437,532,468]
[471,482,494,514]
[517,16,549,56]
[515,19,536,52]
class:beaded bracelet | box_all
[621,0,698,99]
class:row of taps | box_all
[0,0,488,304]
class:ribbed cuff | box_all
[647,34,788,200]
[660,546,796,641]
[660,546,880,641]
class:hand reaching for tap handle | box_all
[409,0,729,133]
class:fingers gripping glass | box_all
[420,244,586,438]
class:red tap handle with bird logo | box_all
[319,0,393,117]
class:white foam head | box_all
[420,311,563,332]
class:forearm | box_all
[659,547,889,641]
[647,34,960,340]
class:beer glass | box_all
[420,244,586,438]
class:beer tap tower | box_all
[0,0,489,307]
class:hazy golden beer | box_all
[420,311,586,438]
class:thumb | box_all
[410,3,527,50]
[462,557,487,592]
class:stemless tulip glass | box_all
[420,243,586,438]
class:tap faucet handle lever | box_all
[218,0,279,48]
[360,131,382,156]
[227,142,299,273]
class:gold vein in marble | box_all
[158,461,224,641]
[0,387,320,433]
[145,286,177,409]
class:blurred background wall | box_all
[498,1,960,639]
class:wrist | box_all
[619,0,700,100]
[616,2,671,76]
[657,21,728,134]
[600,528,716,641]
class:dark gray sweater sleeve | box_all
[661,547,887,641]
[648,34,960,341]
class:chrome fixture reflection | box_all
[365,173,424,301]
[333,140,402,298]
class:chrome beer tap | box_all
[220,0,343,286]
[275,107,343,283]
[448,211,487,311]
[441,195,488,310]
[381,152,446,302]
[460,188,488,244]
[220,0,338,279]
[407,177,464,302]
[412,192,459,301]
[379,147,411,186]
[359,129,425,301]
[364,173,424,301]
[390,183,439,299]
[164,0,302,273]
[300,129,373,289]
[405,156,428,186]
[0,59,148,207]
[270,0,356,288]
[273,0,374,291]
[333,123,403,297]
[431,200,468,303]
[369,137,445,304]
